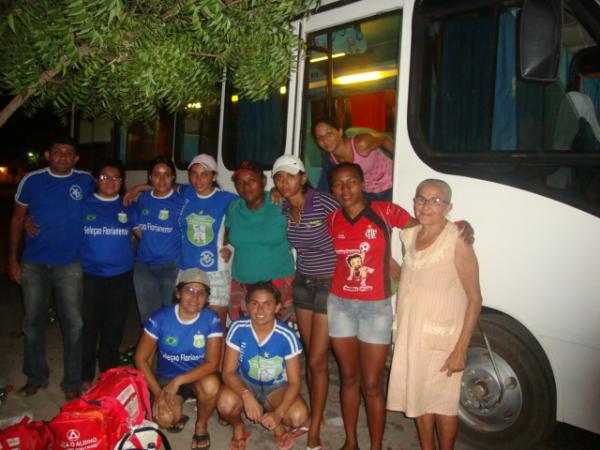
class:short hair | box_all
[93,159,125,180]
[147,156,175,178]
[416,178,452,202]
[245,281,281,304]
[311,116,342,140]
[327,161,365,188]
[48,137,78,153]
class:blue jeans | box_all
[133,261,178,323]
[21,261,83,392]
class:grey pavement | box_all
[0,274,471,450]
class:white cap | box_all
[188,154,217,171]
[272,155,305,176]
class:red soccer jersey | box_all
[328,201,410,301]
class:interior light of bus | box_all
[335,71,383,85]
[0,166,7,174]
[231,94,239,102]
[280,86,287,95]
[186,102,202,109]
[310,52,346,63]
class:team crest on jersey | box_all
[192,334,205,348]
[158,209,169,220]
[199,251,214,268]
[118,212,128,223]
[141,208,150,216]
[86,214,97,222]
[247,355,283,382]
[365,225,377,239]
[186,213,215,247]
[164,336,178,346]
[69,184,83,200]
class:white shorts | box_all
[206,270,232,307]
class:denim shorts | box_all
[292,273,331,315]
[327,294,393,344]
[244,380,288,405]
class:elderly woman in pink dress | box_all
[387,179,482,450]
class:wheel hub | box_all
[458,347,523,432]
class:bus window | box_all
[174,100,220,169]
[301,12,402,189]
[119,111,174,168]
[412,4,600,216]
[222,83,288,170]
[77,116,115,168]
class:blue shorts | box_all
[327,294,393,344]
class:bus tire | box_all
[457,312,556,450]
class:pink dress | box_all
[387,222,467,417]
[330,136,393,194]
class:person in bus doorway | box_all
[271,154,339,450]
[8,138,95,401]
[80,160,137,390]
[133,157,183,323]
[223,160,296,324]
[326,162,417,450]
[387,179,482,450]
[217,281,309,450]
[312,116,394,201]
[134,268,222,449]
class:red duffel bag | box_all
[49,397,129,450]
[83,368,151,426]
[0,416,54,450]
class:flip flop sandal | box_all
[166,414,189,433]
[288,426,309,439]
[228,431,251,450]
[274,430,295,450]
[191,432,211,450]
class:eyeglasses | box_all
[98,174,122,182]
[413,195,448,206]
[180,286,207,297]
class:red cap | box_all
[232,160,263,180]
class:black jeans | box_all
[82,271,133,382]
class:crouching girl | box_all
[134,268,222,450]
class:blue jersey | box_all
[179,185,238,272]
[80,194,137,276]
[15,168,95,264]
[226,319,302,387]
[136,190,183,265]
[144,305,223,379]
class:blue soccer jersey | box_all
[15,168,95,264]
[144,305,223,379]
[80,194,137,276]
[226,319,302,387]
[179,185,238,272]
[136,190,183,265]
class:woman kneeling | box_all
[218,281,309,450]
[134,268,222,450]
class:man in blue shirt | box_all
[8,138,95,400]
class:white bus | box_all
[77,1,600,448]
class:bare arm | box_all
[222,344,263,423]
[123,183,151,206]
[134,332,161,397]
[260,355,303,430]
[441,238,483,376]
[8,203,28,284]
[355,132,394,156]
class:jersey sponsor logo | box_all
[69,184,83,200]
[193,334,206,348]
[199,250,214,268]
[158,209,169,220]
[164,336,178,346]
[118,211,128,223]
[86,214,97,222]
[141,208,150,216]
[186,213,215,247]
[247,354,284,383]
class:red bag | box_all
[49,398,129,450]
[83,368,151,426]
[0,417,54,450]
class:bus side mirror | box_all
[520,0,562,81]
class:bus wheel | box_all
[457,312,556,449]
